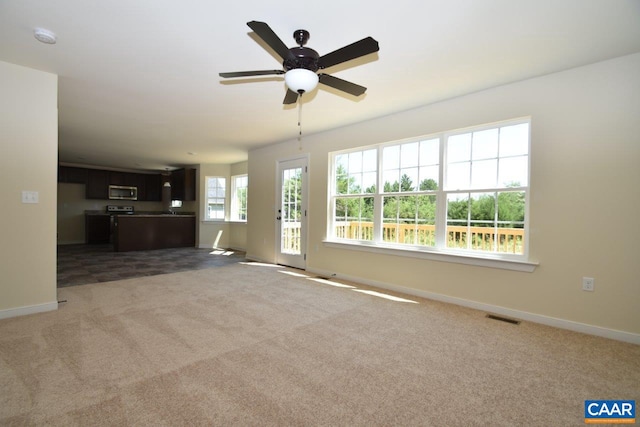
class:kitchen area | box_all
[58,165,198,251]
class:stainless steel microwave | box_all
[108,185,138,200]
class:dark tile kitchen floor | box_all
[57,244,247,288]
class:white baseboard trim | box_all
[306,267,640,345]
[0,301,58,320]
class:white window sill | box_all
[201,219,247,224]
[323,240,538,272]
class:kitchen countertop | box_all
[118,213,195,217]
[85,210,195,216]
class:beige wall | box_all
[247,53,640,339]
[0,61,58,317]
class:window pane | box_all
[335,169,348,195]
[419,139,439,166]
[497,191,525,226]
[231,175,248,222]
[499,156,528,187]
[348,173,362,194]
[497,191,525,254]
[447,162,470,190]
[419,166,439,190]
[383,195,436,246]
[416,195,436,246]
[447,193,469,250]
[471,159,498,189]
[334,196,374,241]
[400,142,419,168]
[349,151,363,173]
[362,149,377,172]
[382,196,399,243]
[470,192,495,224]
[335,154,348,172]
[383,145,400,170]
[447,193,468,223]
[499,123,529,157]
[206,176,226,220]
[383,169,400,192]
[399,168,418,192]
[472,129,499,160]
[447,133,471,162]
[362,171,376,193]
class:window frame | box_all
[326,118,536,272]
[204,176,227,221]
[230,174,248,222]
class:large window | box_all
[329,118,530,260]
[205,176,226,220]
[230,174,248,222]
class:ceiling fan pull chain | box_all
[298,97,303,137]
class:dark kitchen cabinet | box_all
[63,165,164,201]
[184,168,196,201]
[86,169,109,199]
[170,168,196,201]
[109,171,138,187]
[85,214,111,244]
[143,174,162,201]
[170,169,185,201]
[58,166,88,184]
[114,215,195,252]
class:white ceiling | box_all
[1,1,639,171]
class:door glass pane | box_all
[281,167,302,254]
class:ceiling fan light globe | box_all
[285,68,319,94]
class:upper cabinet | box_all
[108,171,139,187]
[58,166,88,184]
[86,169,110,199]
[170,168,196,201]
[143,174,162,201]
[60,165,188,202]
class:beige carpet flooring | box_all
[1,262,638,426]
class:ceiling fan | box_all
[219,21,380,104]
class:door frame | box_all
[275,154,309,269]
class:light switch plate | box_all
[22,191,39,204]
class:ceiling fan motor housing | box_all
[284,46,319,72]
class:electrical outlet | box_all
[582,277,595,292]
[21,190,39,204]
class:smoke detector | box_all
[34,28,56,44]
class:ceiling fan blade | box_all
[318,74,367,96]
[247,21,296,63]
[318,37,379,69]
[219,70,284,78]
[283,89,299,104]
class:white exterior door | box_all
[276,156,308,269]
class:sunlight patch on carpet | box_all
[306,277,356,289]
[209,250,234,256]
[353,289,418,303]
[239,262,280,268]
[279,270,311,278]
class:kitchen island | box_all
[113,213,196,252]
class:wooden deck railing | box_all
[281,222,525,254]
[332,221,524,254]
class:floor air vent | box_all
[486,314,521,325]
